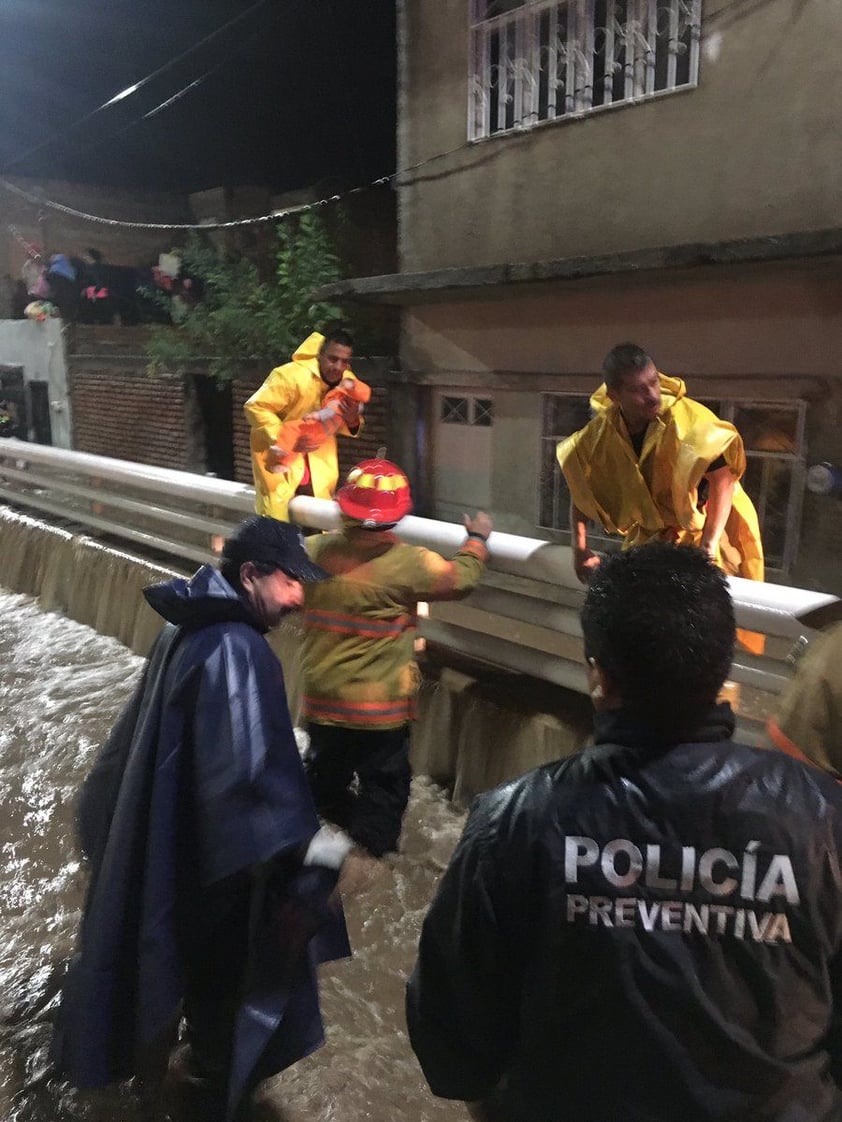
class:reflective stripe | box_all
[303,609,414,639]
[303,695,414,725]
[350,470,408,492]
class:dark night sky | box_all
[0,0,396,195]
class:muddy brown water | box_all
[0,590,470,1122]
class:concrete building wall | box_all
[400,260,842,377]
[398,0,842,272]
[0,318,72,447]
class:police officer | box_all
[408,543,842,1122]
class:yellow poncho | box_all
[556,374,764,581]
[244,332,362,521]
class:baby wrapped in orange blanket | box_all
[269,377,370,475]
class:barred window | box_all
[540,393,617,550]
[469,0,702,141]
[540,393,806,578]
[441,396,470,424]
[441,395,495,426]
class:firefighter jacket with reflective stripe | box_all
[407,706,842,1122]
[301,526,488,729]
[768,621,842,779]
[244,332,363,521]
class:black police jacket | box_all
[407,706,842,1121]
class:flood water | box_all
[0,590,469,1122]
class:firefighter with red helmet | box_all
[300,458,492,857]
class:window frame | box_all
[468,0,703,142]
[440,393,495,427]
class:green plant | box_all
[146,212,343,384]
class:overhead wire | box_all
[70,26,264,161]
[0,171,396,231]
[1,0,270,173]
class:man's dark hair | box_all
[602,343,654,390]
[321,327,354,351]
[581,544,735,735]
[219,557,275,593]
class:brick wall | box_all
[232,368,263,485]
[70,365,193,470]
[68,325,199,471]
[70,326,395,487]
[338,382,389,479]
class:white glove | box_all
[303,825,354,870]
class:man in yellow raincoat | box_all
[244,329,363,521]
[556,343,764,588]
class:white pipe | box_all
[2,442,839,649]
[290,495,842,638]
[728,574,841,635]
[290,495,580,589]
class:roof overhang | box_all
[314,228,842,305]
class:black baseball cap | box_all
[222,516,329,582]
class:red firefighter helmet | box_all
[337,458,413,526]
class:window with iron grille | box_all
[540,393,806,577]
[469,0,702,141]
[441,395,495,426]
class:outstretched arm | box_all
[411,512,492,601]
[571,500,601,583]
[700,464,735,562]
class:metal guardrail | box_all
[2,438,841,726]
[0,438,253,566]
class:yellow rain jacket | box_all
[301,526,488,729]
[556,373,764,581]
[244,332,363,521]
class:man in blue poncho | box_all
[52,516,352,1121]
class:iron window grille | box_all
[469,0,702,141]
[441,395,495,426]
[540,393,806,578]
